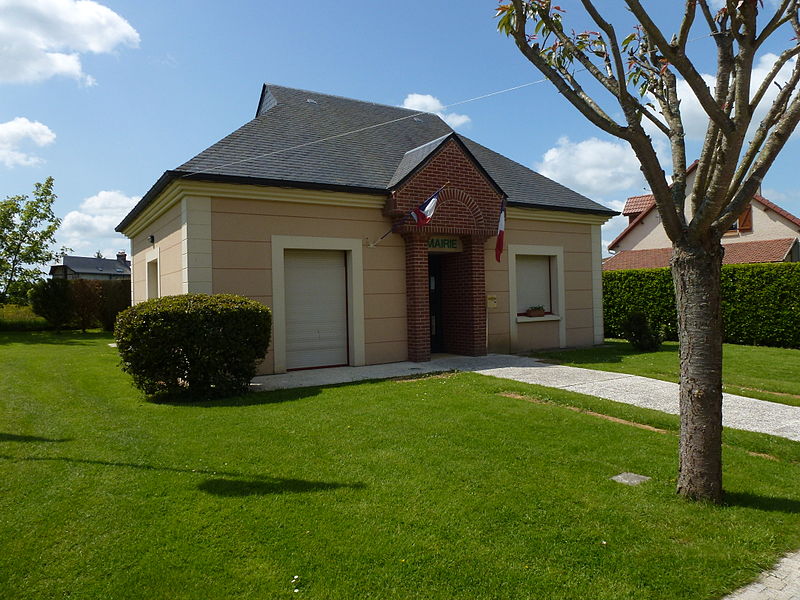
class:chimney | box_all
[117,251,128,264]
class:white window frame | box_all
[271,236,365,373]
[508,244,566,348]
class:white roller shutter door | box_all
[284,249,348,370]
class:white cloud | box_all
[535,136,645,199]
[402,93,471,128]
[59,190,139,256]
[0,0,140,85]
[0,117,56,167]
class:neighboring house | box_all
[605,165,800,271]
[116,84,616,374]
[50,252,132,281]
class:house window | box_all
[727,204,753,233]
[515,254,558,316]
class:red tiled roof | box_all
[603,247,673,271]
[603,238,798,271]
[622,193,655,216]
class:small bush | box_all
[98,280,131,331]
[29,279,74,331]
[620,311,664,351]
[115,294,272,399]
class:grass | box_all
[0,304,48,331]
[2,331,800,599]
[532,339,800,407]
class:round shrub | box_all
[115,294,272,399]
[620,310,665,352]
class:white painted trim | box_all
[145,247,160,300]
[591,225,604,345]
[516,315,561,323]
[507,206,613,226]
[271,235,365,373]
[508,244,566,349]
[180,196,213,294]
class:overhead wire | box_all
[178,31,719,180]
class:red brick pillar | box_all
[404,232,430,362]
[463,235,487,356]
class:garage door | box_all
[284,249,348,370]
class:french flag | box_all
[411,191,439,226]
[495,199,506,262]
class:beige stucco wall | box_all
[124,182,607,373]
[210,193,404,374]
[130,203,183,303]
[486,215,600,353]
[614,208,669,251]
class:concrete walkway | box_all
[251,354,800,599]
[252,353,800,441]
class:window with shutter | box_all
[738,205,753,232]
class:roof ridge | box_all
[264,83,448,119]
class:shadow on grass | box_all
[150,385,323,407]
[532,339,679,366]
[725,491,800,514]
[198,477,366,497]
[0,454,365,497]
[0,433,72,443]
[0,331,113,346]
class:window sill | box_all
[516,314,561,323]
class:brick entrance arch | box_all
[385,137,505,362]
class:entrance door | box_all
[284,249,348,370]
[428,254,444,353]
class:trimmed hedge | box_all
[115,294,272,398]
[604,262,800,348]
[27,278,131,332]
[98,280,131,331]
[28,279,74,331]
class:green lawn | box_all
[2,332,800,599]
[532,339,800,407]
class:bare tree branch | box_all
[697,0,720,34]
[750,45,800,112]
[507,0,630,138]
[716,92,800,231]
[677,0,698,50]
[626,0,736,133]
[731,56,800,195]
[755,0,796,48]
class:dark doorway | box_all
[428,254,444,353]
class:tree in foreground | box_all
[0,177,66,304]
[498,0,800,502]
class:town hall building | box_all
[116,84,616,374]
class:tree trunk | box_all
[671,240,724,503]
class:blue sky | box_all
[2,0,799,259]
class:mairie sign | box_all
[427,236,462,253]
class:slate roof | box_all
[52,255,131,276]
[117,84,615,232]
[603,238,799,271]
